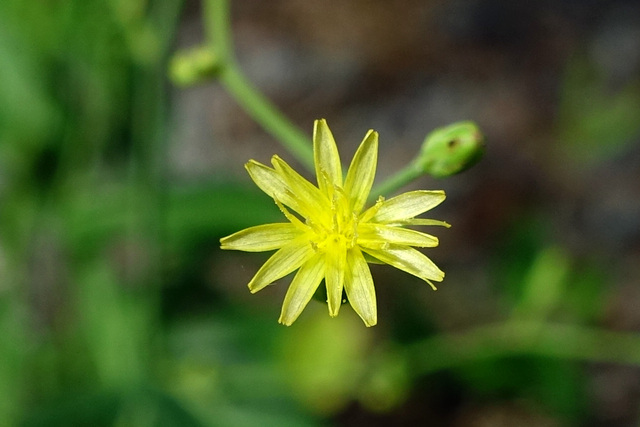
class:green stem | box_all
[219,65,314,169]
[203,0,314,170]
[407,320,640,376]
[370,161,422,199]
[203,0,232,62]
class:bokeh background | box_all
[2,0,640,425]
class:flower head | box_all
[220,119,449,326]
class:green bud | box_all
[169,46,221,87]
[417,121,485,178]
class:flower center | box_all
[309,186,358,252]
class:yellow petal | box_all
[220,223,303,252]
[313,119,343,193]
[369,190,446,223]
[248,238,315,293]
[278,253,326,326]
[245,160,308,217]
[400,218,451,228]
[271,155,329,215]
[325,239,346,317]
[273,199,306,228]
[357,223,439,248]
[344,129,378,214]
[361,245,444,287]
[344,247,377,327]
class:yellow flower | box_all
[220,119,449,327]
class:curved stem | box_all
[219,65,314,170]
[370,161,423,200]
[203,0,314,170]
[407,320,640,376]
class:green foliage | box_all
[1,0,639,425]
[0,0,319,425]
[558,54,640,164]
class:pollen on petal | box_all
[372,190,446,223]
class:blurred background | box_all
[2,0,640,425]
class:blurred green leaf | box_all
[0,15,59,147]
[21,388,206,427]
[563,260,605,323]
[59,181,282,257]
[512,246,570,320]
[164,313,322,427]
[277,304,374,415]
[558,55,640,164]
[357,344,411,413]
[75,259,155,388]
[454,356,584,421]
[0,299,27,426]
